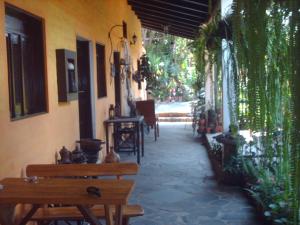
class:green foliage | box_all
[211,141,222,163]
[192,17,223,105]
[230,0,300,224]
[191,99,205,135]
[287,2,300,224]
[244,162,291,224]
[223,155,244,175]
[144,30,197,101]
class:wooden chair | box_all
[25,163,143,225]
[135,99,159,141]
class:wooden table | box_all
[0,178,135,225]
[104,116,144,164]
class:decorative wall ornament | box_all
[108,23,125,78]
[133,54,153,91]
[119,38,132,83]
[130,33,137,45]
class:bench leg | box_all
[114,205,124,225]
[122,217,129,225]
[104,205,113,225]
[0,204,15,225]
[19,204,41,225]
[77,205,103,225]
[37,220,51,225]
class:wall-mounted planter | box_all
[56,49,78,102]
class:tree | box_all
[143,29,197,101]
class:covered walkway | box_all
[123,123,259,225]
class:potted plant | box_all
[215,124,244,166]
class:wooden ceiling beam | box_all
[141,0,208,15]
[137,13,200,27]
[135,11,201,25]
[178,0,209,8]
[128,0,207,17]
[139,16,200,29]
[132,6,204,22]
[131,4,205,20]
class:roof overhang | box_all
[128,0,218,39]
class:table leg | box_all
[18,204,41,225]
[136,123,140,164]
[133,124,136,156]
[154,123,157,141]
[113,124,117,152]
[105,123,109,154]
[104,205,113,225]
[77,205,103,225]
[0,204,16,225]
[114,205,124,225]
[141,122,144,157]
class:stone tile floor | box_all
[121,122,261,225]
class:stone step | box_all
[157,112,191,117]
[158,117,193,122]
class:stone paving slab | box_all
[121,122,260,225]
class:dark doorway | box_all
[114,52,121,108]
[77,39,93,139]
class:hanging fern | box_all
[287,1,300,224]
[192,14,222,95]
[194,1,300,223]
[231,0,300,224]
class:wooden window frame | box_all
[5,3,48,120]
[96,43,107,98]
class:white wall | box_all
[221,0,233,132]
[205,65,214,110]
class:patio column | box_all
[205,61,214,111]
[221,0,233,132]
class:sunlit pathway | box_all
[122,122,260,225]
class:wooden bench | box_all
[25,163,143,225]
[26,162,139,179]
[31,205,143,223]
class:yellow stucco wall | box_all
[0,0,145,179]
